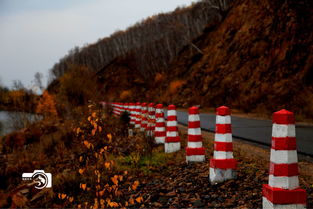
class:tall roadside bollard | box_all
[165,105,181,153]
[262,109,306,208]
[140,103,148,132]
[210,106,237,184]
[129,103,136,125]
[186,106,205,162]
[155,104,166,144]
[135,102,141,129]
[147,103,156,137]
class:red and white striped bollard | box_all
[147,103,156,137]
[140,103,148,132]
[135,102,141,129]
[155,104,166,144]
[262,109,306,208]
[165,105,181,153]
[186,106,205,162]
[210,106,237,183]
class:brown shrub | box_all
[168,80,186,95]
[58,65,98,110]
[120,90,132,100]
[154,73,166,83]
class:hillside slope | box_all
[97,0,313,119]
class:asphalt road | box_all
[166,110,313,157]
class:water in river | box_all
[0,111,40,136]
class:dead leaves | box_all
[136,196,144,203]
[68,196,74,202]
[58,193,67,199]
[11,192,28,208]
[127,196,144,206]
[128,198,135,205]
[83,140,93,149]
[107,133,112,142]
[78,168,85,175]
[131,180,139,190]
[80,183,87,191]
[111,175,119,185]
[104,162,111,169]
[107,200,119,208]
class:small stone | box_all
[166,191,176,197]
[192,200,204,207]
[153,202,162,207]
[203,195,211,200]
[218,197,224,202]
[177,187,185,193]
[159,196,168,204]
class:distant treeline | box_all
[0,86,38,112]
[49,0,232,82]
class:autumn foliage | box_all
[52,103,146,208]
[36,91,58,117]
[0,87,37,112]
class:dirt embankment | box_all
[97,0,313,121]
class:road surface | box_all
[166,110,313,157]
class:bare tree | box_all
[12,80,25,90]
[34,72,44,92]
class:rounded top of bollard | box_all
[141,102,147,106]
[136,102,141,105]
[216,106,231,116]
[156,104,163,109]
[189,106,199,114]
[168,104,176,110]
[273,109,294,124]
[149,103,155,107]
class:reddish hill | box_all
[97,0,313,120]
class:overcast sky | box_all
[0,0,196,90]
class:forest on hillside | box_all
[45,0,313,121]
[49,0,232,81]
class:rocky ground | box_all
[115,126,313,208]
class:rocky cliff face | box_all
[98,0,313,119]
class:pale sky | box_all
[0,0,196,90]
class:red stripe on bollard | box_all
[210,158,237,169]
[214,142,233,152]
[186,147,205,156]
[188,121,201,128]
[269,162,299,176]
[215,124,232,134]
[272,137,297,150]
[262,184,306,204]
